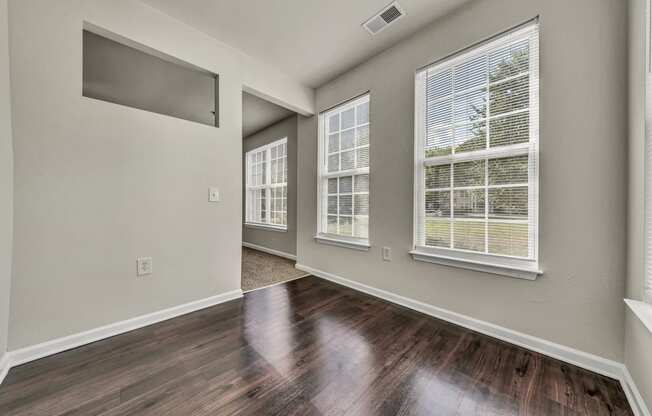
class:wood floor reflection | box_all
[0,276,633,415]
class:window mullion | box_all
[450,161,455,249]
[484,157,489,254]
[485,53,491,255]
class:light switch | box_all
[208,187,220,202]
[137,257,153,276]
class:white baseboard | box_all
[296,263,623,378]
[243,242,296,261]
[621,365,652,416]
[5,289,243,370]
[0,353,9,387]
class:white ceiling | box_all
[142,0,472,88]
[242,92,295,138]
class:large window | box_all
[245,138,287,230]
[317,94,370,249]
[412,22,540,279]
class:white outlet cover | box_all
[208,187,220,202]
[137,257,153,276]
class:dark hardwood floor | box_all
[0,276,633,415]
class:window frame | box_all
[316,93,371,250]
[646,0,652,303]
[245,137,288,231]
[411,21,541,279]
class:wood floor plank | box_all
[0,276,634,416]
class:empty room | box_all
[0,0,651,415]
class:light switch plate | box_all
[137,257,153,276]
[208,187,220,202]
[382,247,392,262]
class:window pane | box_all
[354,174,369,193]
[339,195,353,215]
[427,69,452,101]
[453,88,486,124]
[427,97,452,127]
[489,186,528,219]
[453,221,485,252]
[328,154,339,172]
[489,74,529,116]
[490,39,529,82]
[488,222,528,257]
[328,133,339,153]
[425,219,450,248]
[489,112,529,147]
[454,122,486,153]
[341,150,355,170]
[328,196,338,215]
[339,176,353,194]
[357,101,369,125]
[342,108,355,129]
[356,147,369,168]
[339,216,353,236]
[328,178,338,194]
[454,189,485,218]
[426,190,450,217]
[453,160,485,187]
[425,165,450,189]
[425,128,452,157]
[327,215,338,234]
[341,129,355,150]
[328,114,340,133]
[454,55,487,91]
[354,216,369,239]
[357,125,369,146]
[260,189,266,220]
[489,155,528,185]
[354,194,369,215]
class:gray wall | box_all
[6,0,310,350]
[298,0,628,361]
[0,0,13,359]
[625,0,652,410]
[243,115,298,256]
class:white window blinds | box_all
[245,138,288,229]
[413,22,539,275]
[318,94,370,243]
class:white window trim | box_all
[625,299,652,335]
[314,234,371,251]
[316,93,370,250]
[645,0,652,304]
[411,21,541,280]
[245,137,288,230]
[244,223,288,233]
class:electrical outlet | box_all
[382,247,392,262]
[208,187,220,202]
[137,257,153,276]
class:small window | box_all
[412,22,540,278]
[317,94,370,249]
[245,138,288,230]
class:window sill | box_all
[625,299,652,334]
[244,223,287,233]
[409,250,542,280]
[314,235,370,251]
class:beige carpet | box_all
[241,247,308,292]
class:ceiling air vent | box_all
[363,1,405,35]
